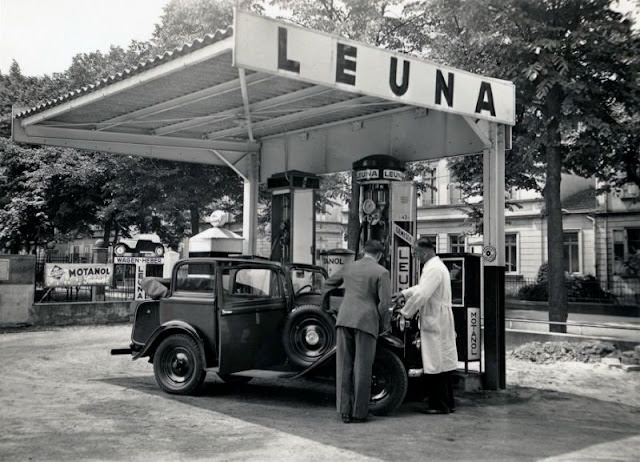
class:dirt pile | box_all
[510,341,620,364]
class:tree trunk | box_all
[347,171,360,253]
[545,90,568,334]
[190,203,200,236]
[102,218,112,247]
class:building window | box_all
[449,234,465,253]
[505,233,518,273]
[448,183,463,204]
[613,228,640,276]
[563,231,580,274]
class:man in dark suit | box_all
[324,240,391,423]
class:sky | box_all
[0,0,637,77]
[0,0,172,76]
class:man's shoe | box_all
[351,416,368,423]
[341,413,352,423]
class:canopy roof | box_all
[13,11,514,179]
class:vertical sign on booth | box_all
[390,182,416,293]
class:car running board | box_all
[206,368,298,379]
[292,345,337,379]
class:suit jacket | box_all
[325,255,391,338]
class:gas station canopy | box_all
[12,11,515,389]
[13,11,514,181]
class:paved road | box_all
[506,309,640,343]
[1,324,639,462]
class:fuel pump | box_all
[267,170,320,264]
[352,155,418,293]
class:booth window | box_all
[563,231,580,274]
[449,234,465,253]
[505,233,518,273]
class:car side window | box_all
[223,267,282,299]
[174,263,216,295]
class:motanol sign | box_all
[45,263,113,287]
[234,11,516,126]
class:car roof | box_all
[177,257,283,268]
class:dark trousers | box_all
[336,326,377,419]
[424,370,455,412]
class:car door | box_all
[217,264,288,374]
[159,261,217,357]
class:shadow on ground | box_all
[101,374,639,462]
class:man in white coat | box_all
[395,237,458,414]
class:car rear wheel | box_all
[153,334,206,395]
[369,347,408,416]
[283,305,335,368]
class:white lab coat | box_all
[400,256,458,374]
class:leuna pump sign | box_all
[45,263,114,287]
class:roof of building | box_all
[562,188,597,212]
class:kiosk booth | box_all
[12,10,513,389]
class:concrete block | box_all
[621,364,640,372]
[601,357,620,366]
[453,371,482,392]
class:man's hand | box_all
[392,292,405,305]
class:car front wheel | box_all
[369,347,408,416]
[153,334,206,395]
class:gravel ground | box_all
[507,355,640,409]
[0,324,638,462]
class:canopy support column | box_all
[242,152,259,255]
[482,122,506,390]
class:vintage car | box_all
[113,233,165,257]
[112,257,423,415]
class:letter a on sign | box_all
[475,81,496,117]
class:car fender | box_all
[133,320,206,362]
[379,332,404,349]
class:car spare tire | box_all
[283,305,335,368]
[369,347,408,416]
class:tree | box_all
[406,0,640,332]
[0,139,108,253]
[151,0,263,53]
[0,2,249,252]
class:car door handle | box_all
[220,309,233,315]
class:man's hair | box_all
[363,239,384,254]
[415,237,435,250]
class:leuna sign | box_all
[234,11,515,126]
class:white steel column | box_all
[243,152,259,255]
[482,122,506,390]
